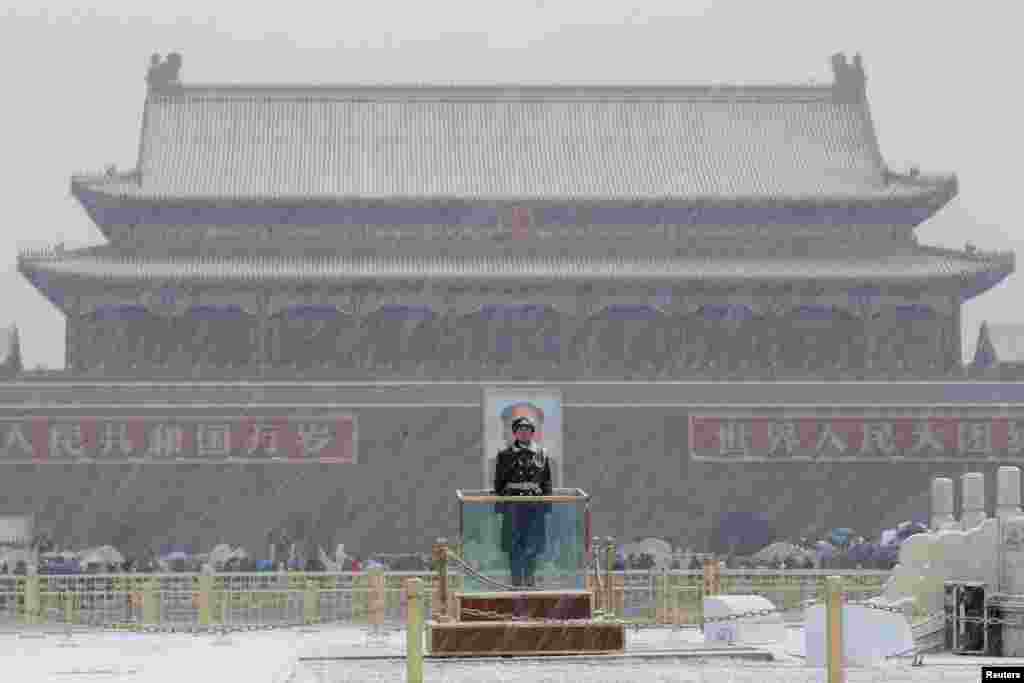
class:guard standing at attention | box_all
[493,415,552,587]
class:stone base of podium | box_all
[428,619,626,657]
[456,590,593,621]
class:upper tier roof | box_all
[73,53,955,204]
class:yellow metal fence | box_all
[0,569,890,630]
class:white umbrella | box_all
[753,542,805,564]
[96,546,124,564]
[79,551,106,566]
[319,546,340,572]
[208,544,234,566]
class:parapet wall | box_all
[884,466,1024,615]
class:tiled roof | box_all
[17,243,1013,285]
[75,80,948,202]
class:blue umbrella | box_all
[871,544,901,566]
[162,551,189,562]
[896,521,928,542]
[828,528,855,547]
[846,542,875,565]
[815,540,836,561]
[711,512,777,557]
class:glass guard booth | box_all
[456,488,591,593]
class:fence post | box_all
[143,577,159,625]
[703,558,720,597]
[826,575,845,683]
[65,588,77,626]
[433,537,451,623]
[604,538,615,619]
[657,568,669,624]
[406,578,424,683]
[24,576,40,626]
[368,569,385,633]
[304,578,319,626]
[198,573,213,627]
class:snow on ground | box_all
[0,624,1009,683]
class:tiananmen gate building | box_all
[0,52,1018,558]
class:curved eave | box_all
[17,248,1013,291]
[959,259,1015,302]
[71,173,141,237]
[73,179,953,207]
[74,174,958,214]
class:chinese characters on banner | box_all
[689,415,1021,462]
[0,415,357,463]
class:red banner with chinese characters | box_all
[689,414,1022,462]
[0,414,357,464]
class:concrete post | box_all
[998,467,1022,521]
[961,472,987,530]
[931,477,956,530]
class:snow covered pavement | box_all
[0,624,1012,682]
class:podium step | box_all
[456,590,593,622]
[428,619,625,657]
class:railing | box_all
[0,569,891,631]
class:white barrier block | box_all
[702,595,785,645]
[803,603,913,667]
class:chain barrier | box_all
[844,600,910,615]
[443,547,784,629]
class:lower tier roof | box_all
[17,242,1013,289]
[2,378,1024,406]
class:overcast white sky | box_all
[0,1,1018,369]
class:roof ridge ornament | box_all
[830,52,866,103]
[146,53,183,94]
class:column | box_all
[931,477,956,530]
[198,318,210,367]
[135,318,146,367]
[862,307,877,373]
[952,296,962,369]
[998,467,1022,521]
[671,313,689,373]
[255,293,269,367]
[271,313,282,366]
[961,472,987,530]
[65,313,77,370]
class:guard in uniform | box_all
[493,416,552,587]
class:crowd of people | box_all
[0,553,437,575]
[0,519,927,576]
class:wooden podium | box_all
[428,490,625,657]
